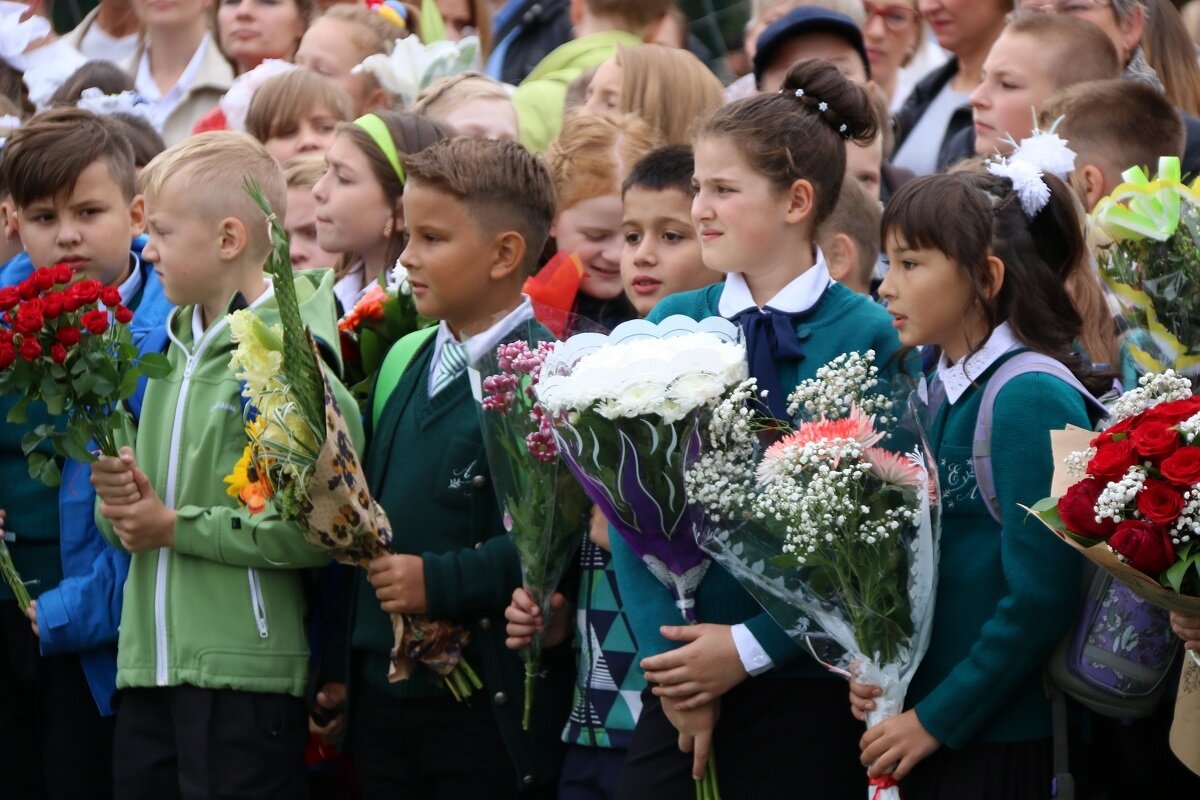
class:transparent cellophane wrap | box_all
[695,379,941,800]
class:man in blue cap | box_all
[753,6,870,93]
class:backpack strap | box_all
[973,352,1107,523]
[371,327,438,429]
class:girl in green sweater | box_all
[851,167,1112,798]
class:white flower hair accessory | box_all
[77,88,156,123]
[985,116,1077,218]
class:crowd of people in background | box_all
[2,0,1200,798]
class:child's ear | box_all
[569,0,585,27]
[217,217,249,261]
[1,200,18,241]
[784,179,815,228]
[128,194,146,238]
[642,12,669,43]
[490,231,527,281]
[1077,164,1108,213]
[983,254,1005,300]
[392,198,405,235]
[823,233,854,283]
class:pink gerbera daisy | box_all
[865,447,924,488]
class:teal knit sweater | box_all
[910,353,1089,749]
[610,281,906,677]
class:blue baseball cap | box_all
[752,7,871,87]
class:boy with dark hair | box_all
[1041,78,1187,211]
[336,136,573,798]
[513,0,674,153]
[619,145,719,317]
[0,106,173,800]
[90,131,359,798]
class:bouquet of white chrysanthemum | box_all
[687,351,938,800]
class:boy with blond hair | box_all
[0,106,173,800]
[513,0,673,153]
[817,176,882,297]
[91,131,361,799]
[1040,78,1186,212]
[332,136,572,798]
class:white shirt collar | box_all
[135,33,211,128]
[117,252,144,307]
[429,296,535,392]
[333,262,368,314]
[936,322,1020,404]
[716,251,833,317]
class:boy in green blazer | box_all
[336,137,572,798]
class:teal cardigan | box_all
[609,281,906,677]
[350,336,573,789]
[909,353,1088,749]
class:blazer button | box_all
[493,691,507,706]
[471,474,487,489]
[474,541,483,550]
[522,775,534,786]
[479,617,491,630]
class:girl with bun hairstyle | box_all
[612,59,907,799]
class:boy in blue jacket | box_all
[0,107,172,799]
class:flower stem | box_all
[523,652,538,730]
[0,539,31,613]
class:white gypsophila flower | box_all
[1108,370,1193,421]
[1064,447,1096,480]
[785,350,894,423]
[1178,412,1200,445]
[685,378,762,520]
[1172,488,1200,546]
[1094,466,1148,522]
[387,261,412,296]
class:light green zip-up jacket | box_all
[98,269,363,697]
[512,30,642,153]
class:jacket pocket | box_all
[248,568,269,639]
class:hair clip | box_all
[795,88,804,98]
[985,117,1076,218]
[817,101,828,112]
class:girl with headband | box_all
[311,110,451,313]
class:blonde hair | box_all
[547,111,662,212]
[410,73,511,119]
[140,132,286,262]
[283,154,327,189]
[321,4,407,59]
[615,45,723,146]
[817,176,880,289]
[245,68,354,143]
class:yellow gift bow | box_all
[1091,156,1200,375]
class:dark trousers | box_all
[350,680,555,800]
[112,685,309,800]
[558,744,627,800]
[0,601,114,800]
[617,677,864,800]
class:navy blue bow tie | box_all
[730,306,807,421]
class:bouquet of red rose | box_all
[1029,370,1200,624]
[0,264,170,486]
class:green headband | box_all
[353,113,406,185]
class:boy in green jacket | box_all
[91,132,362,798]
[512,0,672,153]
[335,137,572,798]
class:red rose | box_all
[0,342,13,368]
[1109,519,1177,575]
[50,343,68,364]
[52,264,73,285]
[0,287,18,311]
[1088,437,1139,482]
[17,278,37,300]
[42,292,64,319]
[33,268,55,291]
[63,294,81,313]
[19,338,41,361]
[12,307,44,335]
[71,279,102,305]
[81,309,109,335]
[1130,421,1181,460]
[1160,447,1200,486]
[0,329,11,345]
[1057,479,1116,539]
[113,305,133,325]
[55,327,81,347]
[1136,479,1186,525]
[1144,397,1200,425]
[100,286,122,307]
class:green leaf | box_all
[6,394,30,424]
[359,328,383,375]
[60,424,94,463]
[20,429,48,457]
[43,391,64,416]
[118,368,139,400]
[1165,555,1191,593]
[73,370,97,396]
[26,452,60,487]
[137,352,171,379]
